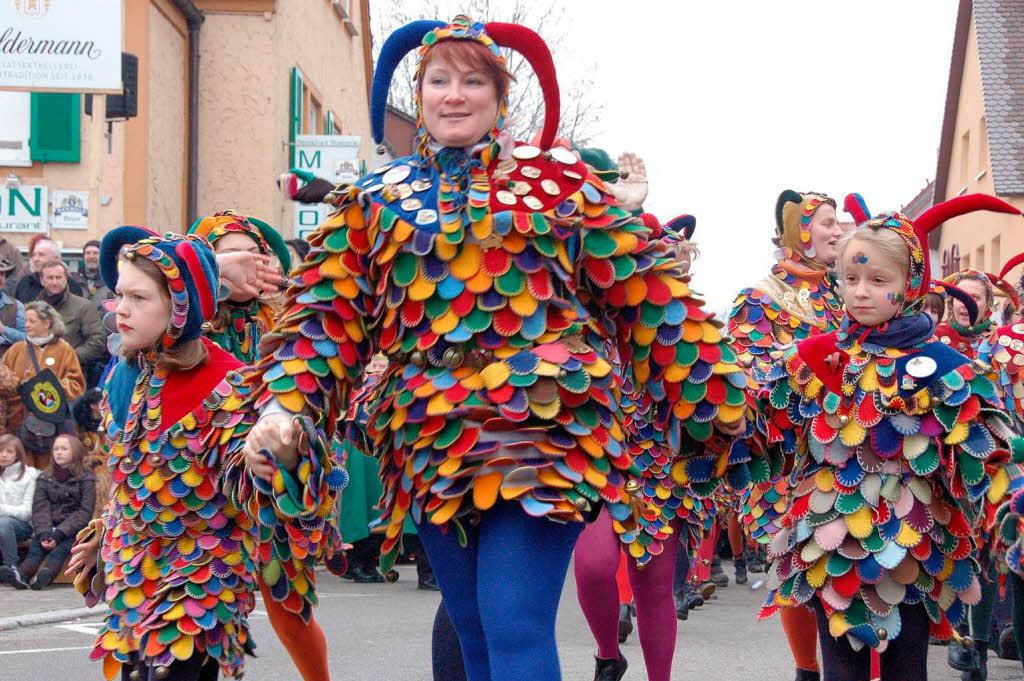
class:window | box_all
[991,236,1000,274]
[0,92,31,166]
[979,116,989,173]
[325,110,340,135]
[309,95,321,135]
[976,244,985,272]
[960,130,970,186]
[962,254,970,270]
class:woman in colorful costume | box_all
[935,268,1014,359]
[730,190,846,681]
[242,16,751,681]
[757,194,1024,681]
[65,228,342,681]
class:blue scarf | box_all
[837,312,935,353]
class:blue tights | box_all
[416,502,583,681]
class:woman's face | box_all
[51,437,73,468]
[24,309,50,338]
[115,261,172,351]
[808,204,842,266]
[842,239,905,326]
[420,56,499,149]
[0,445,17,468]
[952,278,989,327]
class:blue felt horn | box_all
[371,20,445,145]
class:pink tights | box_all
[574,509,680,681]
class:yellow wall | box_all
[147,2,188,231]
[936,15,1024,282]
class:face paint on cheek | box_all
[887,291,904,306]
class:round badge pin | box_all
[906,356,936,378]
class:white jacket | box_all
[0,462,39,523]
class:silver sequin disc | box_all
[415,209,438,225]
[522,195,543,210]
[512,145,540,160]
[401,198,423,211]
[541,179,561,195]
[905,356,937,378]
[550,147,577,165]
[382,165,411,185]
[520,165,542,179]
[496,190,517,206]
[563,169,582,180]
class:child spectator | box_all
[19,434,94,589]
[0,435,38,589]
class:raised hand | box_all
[608,152,649,212]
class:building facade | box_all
[931,0,1024,282]
[0,0,374,255]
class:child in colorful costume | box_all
[730,190,846,681]
[242,15,751,681]
[66,228,342,681]
[757,195,1024,681]
[573,205,757,681]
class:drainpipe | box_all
[172,0,203,224]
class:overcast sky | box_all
[383,0,961,314]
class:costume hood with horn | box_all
[249,15,761,570]
[757,194,1024,651]
[75,228,342,679]
[188,211,291,364]
[729,190,844,370]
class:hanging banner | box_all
[51,188,87,229]
[0,0,123,93]
[0,184,47,233]
[292,134,361,240]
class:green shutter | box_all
[29,93,81,163]
[289,67,304,166]
[325,110,334,135]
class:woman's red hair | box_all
[419,40,514,98]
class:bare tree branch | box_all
[370,0,605,146]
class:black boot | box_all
[795,669,821,681]
[961,642,988,681]
[674,588,689,621]
[734,556,748,585]
[617,602,633,643]
[593,653,628,681]
[683,580,704,610]
[998,626,1018,660]
[416,551,439,591]
[948,626,979,672]
[0,565,28,590]
[710,557,729,587]
[30,567,54,590]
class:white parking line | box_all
[0,645,92,656]
[53,623,102,635]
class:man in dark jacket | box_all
[14,238,83,303]
[72,239,110,305]
[37,261,107,374]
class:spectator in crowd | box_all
[36,260,107,378]
[0,259,26,357]
[0,435,38,589]
[0,301,85,469]
[14,237,84,304]
[18,434,95,589]
[72,240,110,305]
[0,236,25,295]
[285,238,310,268]
[71,389,109,517]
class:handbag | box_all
[17,343,69,446]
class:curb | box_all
[0,606,102,632]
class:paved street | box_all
[0,564,1020,681]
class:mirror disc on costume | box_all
[905,356,936,378]
[496,190,517,206]
[550,147,577,165]
[411,179,432,192]
[401,198,423,211]
[523,196,543,210]
[396,183,413,199]
[415,209,438,225]
[541,179,560,195]
[521,165,542,179]
[563,170,582,180]
[512,145,540,160]
[382,165,411,184]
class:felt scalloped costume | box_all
[74,229,342,680]
[731,191,844,545]
[757,201,1024,652]
[250,16,754,572]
